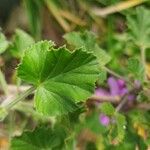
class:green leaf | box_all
[95,45,111,67]
[11,126,67,150]
[115,113,127,142]
[100,102,115,116]
[97,69,107,85]
[0,32,9,54]
[127,6,150,49]
[64,31,96,52]
[24,0,42,39]
[105,126,147,150]
[85,111,108,134]
[128,109,149,127]
[127,58,144,81]
[10,29,34,58]
[64,31,111,67]
[17,41,99,116]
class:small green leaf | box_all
[115,113,127,142]
[0,32,9,54]
[127,6,150,49]
[100,102,115,116]
[17,41,99,116]
[11,126,67,150]
[10,29,34,58]
[127,58,144,81]
[85,111,108,134]
[64,31,96,51]
[95,45,111,67]
[64,31,111,67]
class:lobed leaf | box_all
[64,31,111,67]
[115,113,127,142]
[10,29,34,58]
[127,6,150,49]
[100,102,115,116]
[17,40,99,116]
[11,126,67,150]
[97,69,107,84]
[127,58,144,82]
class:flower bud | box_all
[99,114,110,126]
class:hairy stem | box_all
[2,86,35,110]
[104,66,124,80]
[91,95,120,103]
[115,95,128,112]
[115,87,141,112]
[103,66,134,87]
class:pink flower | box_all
[108,77,120,96]
[95,88,110,97]
[117,79,126,89]
[108,77,128,96]
[94,77,137,105]
[99,114,110,126]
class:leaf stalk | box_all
[1,86,35,110]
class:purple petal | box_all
[108,77,120,96]
[99,114,110,126]
[119,88,128,96]
[117,79,126,89]
[95,88,110,97]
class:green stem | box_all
[104,66,124,80]
[4,86,35,110]
[0,69,8,95]
[141,46,147,81]
[103,66,134,87]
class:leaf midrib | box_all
[39,50,97,86]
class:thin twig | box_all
[90,95,120,103]
[103,66,125,80]
[115,95,128,112]
[103,66,134,87]
[7,84,30,94]
[59,10,86,26]
[45,0,71,32]
[115,88,141,112]
[92,0,146,17]
[1,86,35,110]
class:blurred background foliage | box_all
[1,0,150,70]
